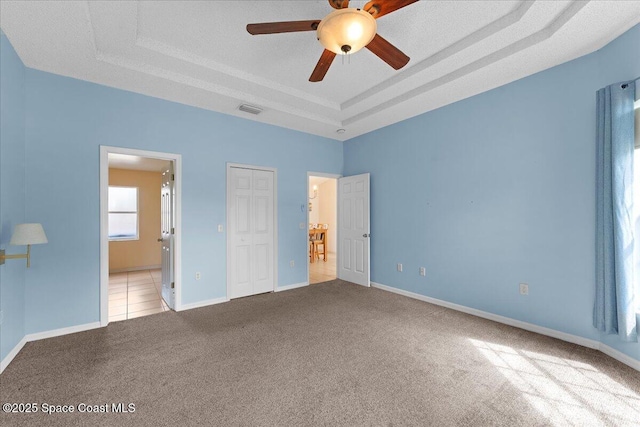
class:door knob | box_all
[363,233,370,238]
[157,238,163,242]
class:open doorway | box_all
[308,174,338,284]
[100,146,182,326]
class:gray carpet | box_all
[1,280,639,426]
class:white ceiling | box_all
[109,153,170,172]
[1,1,638,141]
[309,175,335,192]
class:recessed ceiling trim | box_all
[83,0,596,131]
[93,51,342,127]
[132,1,537,117]
[341,0,536,111]
[85,0,341,126]
[135,36,341,112]
[82,0,98,53]
[132,0,339,112]
[342,0,590,127]
[86,1,341,122]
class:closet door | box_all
[251,169,274,295]
[227,166,274,299]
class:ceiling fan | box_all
[247,0,419,82]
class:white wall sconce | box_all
[0,223,48,268]
[309,185,318,200]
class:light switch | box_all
[218,224,224,232]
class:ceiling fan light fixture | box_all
[317,8,377,55]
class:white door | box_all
[160,163,175,309]
[228,166,275,299]
[338,173,370,287]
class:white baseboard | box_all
[599,343,640,371]
[1,336,28,374]
[1,321,101,374]
[109,265,161,274]
[25,321,102,342]
[178,297,229,311]
[371,282,639,371]
[276,282,308,292]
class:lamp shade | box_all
[10,223,48,245]
[317,8,377,55]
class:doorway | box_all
[308,173,339,284]
[100,146,182,326]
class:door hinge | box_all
[171,227,175,234]
[171,282,175,289]
[171,174,175,181]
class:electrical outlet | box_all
[519,283,529,295]
[419,267,426,276]
[397,263,403,272]
[290,260,295,268]
[195,272,201,280]
[218,224,224,232]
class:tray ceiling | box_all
[1,1,639,141]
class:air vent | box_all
[238,104,263,115]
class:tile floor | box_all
[110,259,334,320]
[309,252,336,284]
[108,269,169,322]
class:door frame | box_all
[99,146,183,326]
[226,163,279,299]
[307,172,342,285]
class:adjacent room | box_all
[308,175,337,284]
[107,154,172,322]
[0,1,639,425]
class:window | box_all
[108,186,138,240]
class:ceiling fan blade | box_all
[364,0,419,19]
[328,0,350,8]
[366,33,410,70]
[247,20,320,35]
[309,49,337,82]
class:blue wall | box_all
[23,70,342,334]
[344,24,640,361]
[0,32,26,362]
